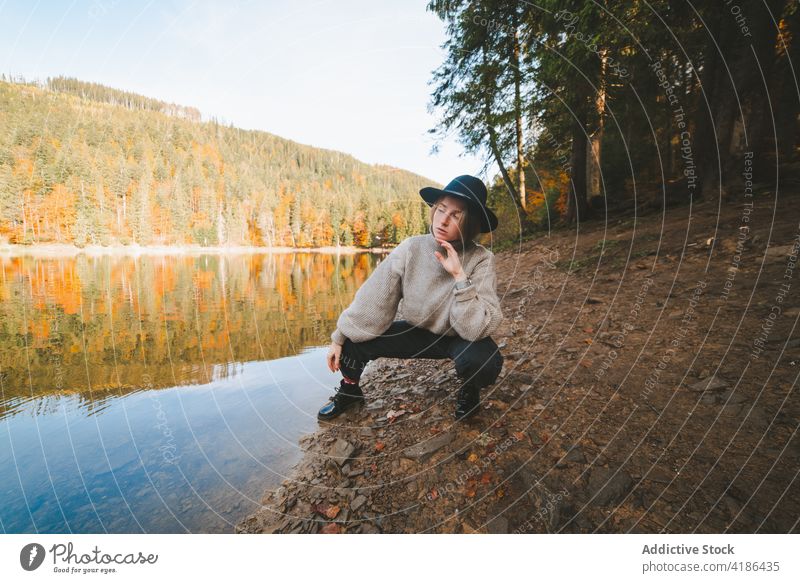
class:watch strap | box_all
[454,277,472,290]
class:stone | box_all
[563,446,586,464]
[528,432,544,445]
[765,244,795,261]
[359,522,381,534]
[336,508,350,523]
[699,393,718,405]
[329,439,356,466]
[720,403,744,417]
[402,431,455,461]
[719,388,748,405]
[398,458,415,472]
[688,375,728,392]
[588,467,633,506]
[461,521,481,534]
[508,371,535,384]
[486,515,509,534]
[644,467,673,484]
[350,494,367,512]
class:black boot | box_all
[455,383,481,420]
[317,381,364,420]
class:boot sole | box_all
[454,405,480,421]
[317,400,363,421]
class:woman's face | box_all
[432,195,468,244]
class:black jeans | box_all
[339,320,504,389]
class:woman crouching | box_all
[319,175,504,421]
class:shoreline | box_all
[236,196,800,534]
[0,243,394,257]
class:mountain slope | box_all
[0,77,436,247]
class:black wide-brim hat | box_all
[419,175,498,233]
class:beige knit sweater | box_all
[331,233,503,345]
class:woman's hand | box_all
[434,240,467,281]
[327,342,342,372]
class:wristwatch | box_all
[454,277,472,290]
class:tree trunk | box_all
[567,114,589,224]
[744,0,787,172]
[774,3,800,162]
[697,1,786,197]
[588,50,607,203]
[484,91,522,208]
[513,24,526,210]
[695,10,722,199]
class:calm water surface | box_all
[0,251,379,533]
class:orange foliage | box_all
[352,213,369,247]
[150,205,173,241]
[13,157,34,177]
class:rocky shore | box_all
[237,194,800,534]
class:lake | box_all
[0,251,379,533]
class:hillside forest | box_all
[0,77,433,248]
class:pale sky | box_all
[0,0,489,185]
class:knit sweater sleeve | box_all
[449,252,503,342]
[330,242,406,345]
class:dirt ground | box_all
[237,189,800,534]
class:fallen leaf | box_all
[480,472,492,484]
[374,441,385,452]
[386,409,407,423]
[513,431,526,442]
[467,453,479,463]
[584,338,593,345]
[430,488,439,500]
[320,523,341,534]
[496,489,505,498]
[466,489,476,498]
[476,433,492,446]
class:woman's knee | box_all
[453,338,503,386]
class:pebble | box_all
[329,439,356,466]
[588,467,633,506]
[688,375,728,392]
[563,446,586,464]
[402,431,455,461]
